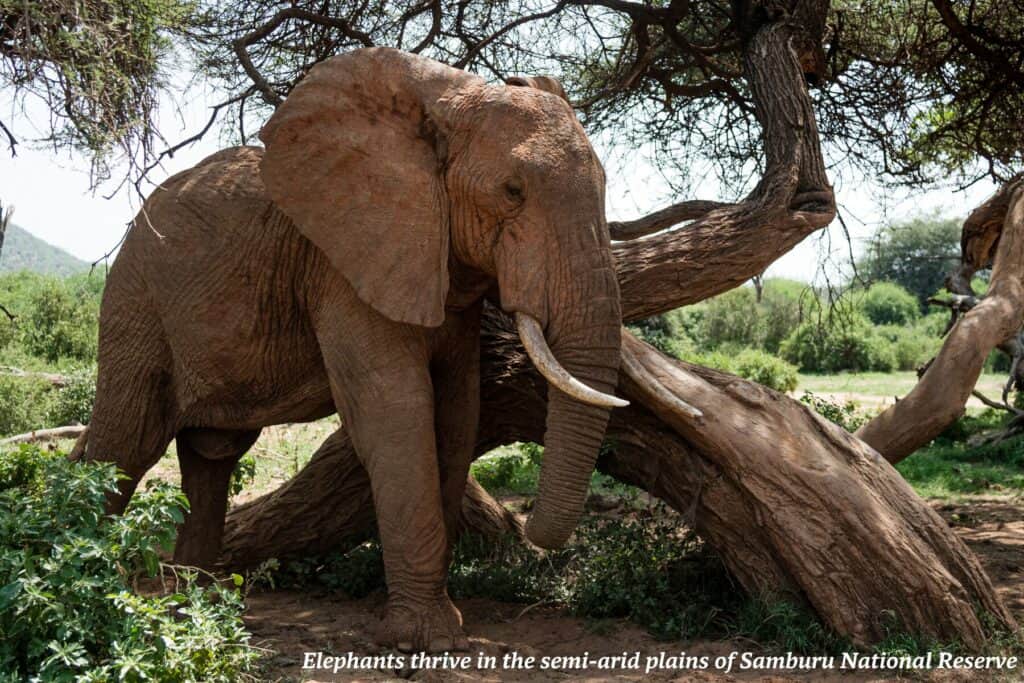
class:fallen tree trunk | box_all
[222,312,1015,648]
[220,430,523,567]
[1,424,86,445]
[0,366,69,388]
[857,180,1024,462]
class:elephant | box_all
[75,47,628,651]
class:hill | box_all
[0,224,88,276]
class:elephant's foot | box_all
[375,592,469,653]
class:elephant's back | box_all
[105,146,334,428]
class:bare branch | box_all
[609,200,729,240]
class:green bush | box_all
[626,315,693,358]
[760,279,819,353]
[680,347,798,393]
[731,348,799,393]
[20,275,101,363]
[696,287,765,349]
[780,315,897,373]
[0,375,52,436]
[471,442,542,494]
[798,392,872,432]
[0,445,256,680]
[45,366,97,426]
[857,282,921,326]
[875,325,940,371]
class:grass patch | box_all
[797,371,1007,400]
[470,441,639,501]
[894,409,1024,500]
[897,438,1024,499]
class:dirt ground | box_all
[241,498,1024,683]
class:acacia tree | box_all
[8,0,1021,648]
[192,0,1021,649]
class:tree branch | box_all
[857,181,1024,462]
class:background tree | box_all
[858,215,963,307]
[0,0,190,178]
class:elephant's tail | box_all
[67,426,90,462]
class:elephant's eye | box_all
[504,180,525,203]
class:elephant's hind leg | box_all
[85,301,176,515]
[174,427,260,569]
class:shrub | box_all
[45,366,97,426]
[731,348,799,392]
[780,315,897,373]
[798,392,873,432]
[471,442,542,494]
[19,274,101,363]
[0,445,256,680]
[627,315,693,358]
[760,279,819,353]
[857,282,921,326]
[679,347,798,393]
[696,287,765,350]
[875,325,940,371]
[0,375,52,436]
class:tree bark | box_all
[857,181,1024,462]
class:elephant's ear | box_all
[260,48,477,327]
[505,75,571,104]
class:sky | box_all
[0,84,996,283]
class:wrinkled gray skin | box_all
[78,48,622,652]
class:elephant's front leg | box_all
[322,332,467,653]
[432,305,482,552]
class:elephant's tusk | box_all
[619,342,704,419]
[515,313,629,409]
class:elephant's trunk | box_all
[519,263,623,550]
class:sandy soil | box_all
[241,499,1024,683]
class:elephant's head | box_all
[259,47,625,549]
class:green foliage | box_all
[258,541,386,597]
[45,366,98,426]
[874,325,939,372]
[798,392,872,432]
[897,417,1024,499]
[21,274,102,363]
[730,348,799,393]
[780,315,897,373]
[626,315,693,358]
[0,444,256,680]
[470,443,543,495]
[0,0,194,159]
[681,280,818,353]
[760,279,819,353]
[695,287,764,350]
[857,216,962,307]
[856,282,920,326]
[0,375,52,436]
[683,347,798,393]
[229,453,258,498]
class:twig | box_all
[0,303,14,322]
[233,9,374,107]
[970,390,1023,416]
[0,116,16,156]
